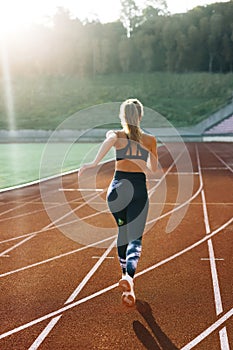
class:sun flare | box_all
[0,4,27,38]
[0,1,51,39]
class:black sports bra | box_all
[116,135,149,162]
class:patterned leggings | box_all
[107,171,149,278]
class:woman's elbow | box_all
[150,165,157,173]
[148,160,157,173]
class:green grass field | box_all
[1,72,233,130]
[0,143,114,190]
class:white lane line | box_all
[0,205,55,223]
[205,146,233,173]
[200,258,224,261]
[0,202,30,218]
[196,145,229,350]
[65,239,116,304]
[0,153,167,264]
[219,328,230,350]
[197,146,224,315]
[5,194,226,224]
[0,235,36,258]
[180,307,233,350]
[28,316,61,350]
[166,172,199,175]
[0,235,116,278]
[0,226,57,245]
[59,188,103,192]
[0,154,193,276]
[43,189,105,230]
[0,166,81,194]
[0,191,105,245]
[0,217,232,341]
[0,192,47,217]
[0,191,106,262]
[28,238,116,350]
[0,167,201,276]
[92,256,114,259]
[201,167,229,170]
[148,149,185,198]
[0,210,103,245]
[0,156,115,195]
[147,184,202,225]
[136,218,232,277]
[0,190,97,225]
[0,203,61,223]
[0,284,118,341]
[0,184,64,210]
[207,239,223,315]
[201,190,211,233]
[0,149,180,244]
[0,148,179,243]
[0,162,112,234]
[197,203,233,205]
[0,179,199,276]
[146,170,202,226]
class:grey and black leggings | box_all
[107,171,149,278]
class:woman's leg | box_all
[125,238,142,278]
[125,189,149,278]
[117,226,128,275]
[107,180,128,276]
[118,190,148,306]
[107,174,148,306]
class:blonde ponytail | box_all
[119,99,143,142]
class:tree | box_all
[162,17,179,71]
[208,13,223,72]
[120,0,139,37]
[223,33,233,72]
[143,0,168,15]
[118,37,134,71]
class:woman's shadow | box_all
[133,300,178,350]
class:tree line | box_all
[5,1,233,77]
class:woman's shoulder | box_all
[105,129,123,139]
[141,131,156,143]
[106,129,125,138]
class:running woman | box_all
[79,99,157,306]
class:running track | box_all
[0,142,232,350]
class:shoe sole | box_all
[118,279,131,293]
[119,279,135,307]
[121,293,135,307]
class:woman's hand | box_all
[78,162,96,176]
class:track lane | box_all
[0,142,232,350]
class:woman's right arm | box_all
[79,130,117,176]
[147,136,158,173]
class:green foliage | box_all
[1,2,233,78]
[0,72,232,130]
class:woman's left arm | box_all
[147,136,158,173]
[79,131,117,176]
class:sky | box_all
[0,0,230,36]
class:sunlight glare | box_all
[0,40,16,131]
[0,1,50,39]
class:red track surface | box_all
[0,142,232,350]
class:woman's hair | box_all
[119,98,143,142]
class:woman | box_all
[79,99,157,306]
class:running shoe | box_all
[118,274,135,307]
